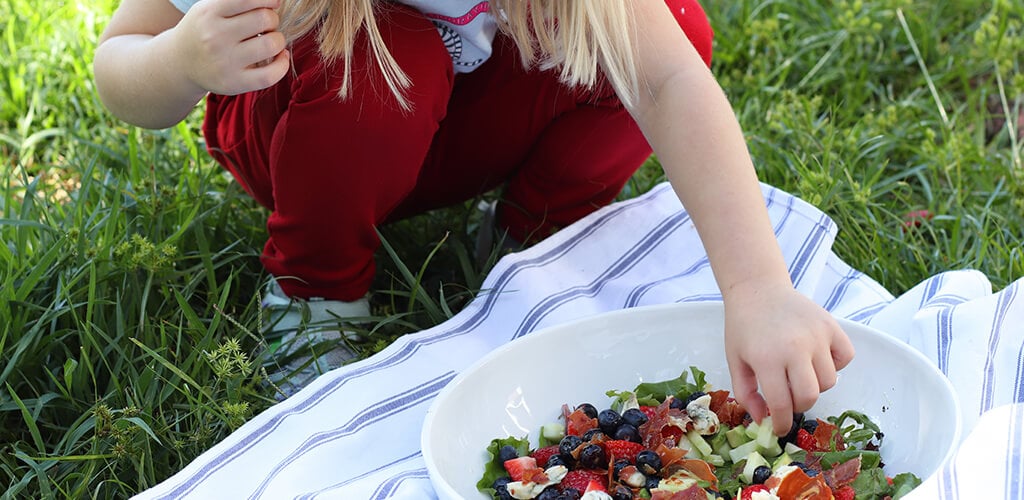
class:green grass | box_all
[1,0,1021,497]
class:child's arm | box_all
[93,0,289,129]
[625,0,856,436]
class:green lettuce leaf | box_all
[476,435,531,495]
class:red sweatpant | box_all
[203,0,714,301]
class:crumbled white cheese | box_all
[686,394,720,435]
[749,489,781,500]
[581,491,614,500]
[505,465,568,499]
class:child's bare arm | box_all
[624,0,855,436]
[94,0,289,129]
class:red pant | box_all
[203,0,714,301]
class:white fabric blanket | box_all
[137,182,1023,499]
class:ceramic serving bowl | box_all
[422,302,960,499]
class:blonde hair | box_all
[276,1,641,110]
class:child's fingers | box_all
[760,371,796,436]
[831,327,856,371]
[728,358,768,423]
[223,7,280,42]
[213,0,281,19]
[242,48,289,91]
[786,361,820,414]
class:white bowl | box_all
[421,302,961,499]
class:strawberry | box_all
[584,479,608,494]
[560,469,606,493]
[531,445,561,468]
[740,484,770,500]
[797,428,825,452]
[640,406,658,420]
[835,486,856,500]
[603,440,645,463]
[503,456,537,482]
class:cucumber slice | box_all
[740,451,770,484]
[540,423,565,442]
[728,439,761,464]
[726,425,750,448]
[686,429,714,457]
[754,416,775,449]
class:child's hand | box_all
[173,0,289,95]
[722,282,855,436]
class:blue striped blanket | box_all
[136,183,1023,499]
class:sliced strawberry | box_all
[503,456,537,482]
[560,469,606,493]
[603,440,645,463]
[740,484,770,500]
[640,406,658,419]
[583,479,607,493]
[797,428,822,452]
[834,485,856,500]
[531,445,561,468]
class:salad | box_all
[478,367,921,500]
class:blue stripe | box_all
[152,186,675,498]
[295,452,423,499]
[981,283,1019,411]
[513,210,691,338]
[1016,340,1024,403]
[919,275,945,309]
[935,305,954,375]
[369,468,431,499]
[1009,405,1024,498]
[624,189,787,308]
[788,213,835,288]
[676,293,722,303]
[249,373,455,498]
[822,267,860,312]
[851,303,887,323]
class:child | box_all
[93,0,854,435]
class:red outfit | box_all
[202,0,714,301]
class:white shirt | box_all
[168,0,497,72]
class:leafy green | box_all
[849,468,922,500]
[607,366,710,407]
[816,450,881,470]
[476,436,531,495]
[827,410,883,449]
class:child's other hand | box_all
[722,282,855,436]
[174,0,289,95]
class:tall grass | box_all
[0,0,1020,497]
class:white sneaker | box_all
[261,280,370,399]
[474,199,522,266]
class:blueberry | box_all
[752,465,771,484]
[561,488,582,500]
[536,487,561,500]
[613,423,641,443]
[598,409,622,434]
[779,412,804,446]
[559,435,583,457]
[683,390,707,405]
[545,454,567,468]
[621,408,648,428]
[803,467,820,478]
[492,477,513,500]
[497,445,519,463]
[611,484,635,500]
[801,418,819,434]
[644,474,661,490]
[668,397,686,410]
[582,428,605,442]
[578,443,607,469]
[636,450,661,475]
[576,403,599,419]
[613,458,631,476]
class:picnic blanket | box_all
[136,182,1023,499]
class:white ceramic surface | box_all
[421,302,961,500]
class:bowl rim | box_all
[420,301,962,498]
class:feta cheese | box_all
[581,491,614,500]
[505,466,568,499]
[749,489,781,500]
[686,394,720,435]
